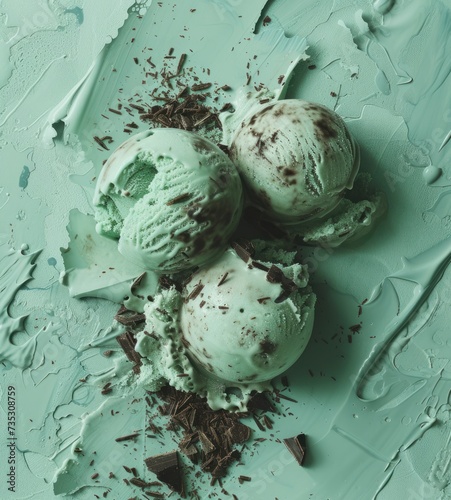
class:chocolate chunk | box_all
[283,433,307,466]
[145,451,185,497]
[231,240,255,263]
[266,264,285,284]
[247,392,277,413]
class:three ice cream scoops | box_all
[92,98,380,409]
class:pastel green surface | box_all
[0,0,451,499]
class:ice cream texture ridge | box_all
[1,0,451,498]
[94,128,244,272]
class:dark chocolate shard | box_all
[187,282,204,301]
[166,193,191,205]
[159,274,182,292]
[217,272,229,287]
[231,240,255,263]
[116,331,142,373]
[115,432,140,442]
[114,312,146,327]
[154,386,251,482]
[266,265,285,284]
[145,451,185,497]
[247,392,277,413]
[225,422,251,444]
[199,432,216,454]
[191,82,212,91]
[283,433,307,466]
[251,260,270,272]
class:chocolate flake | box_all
[176,53,187,75]
[247,392,277,413]
[231,240,255,263]
[166,193,191,205]
[217,272,229,287]
[191,82,212,91]
[276,392,298,403]
[159,275,182,292]
[94,136,110,150]
[116,332,142,373]
[283,433,307,466]
[251,260,270,272]
[187,282,204,301]
[115,433,140,443]
[145,451,185,497]
[129,477,149,488]
[155,386,251,480]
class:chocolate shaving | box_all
[231,240,255,263]
[247,392,277,413]
[116,332,142,373]
[129,477,149,488]
[252,414,265,432]
[145,450,185,497]
[251,261,270,272]
[166,193,191,205]
[115,433,140,442]
[266,265,285,284]
[158,275,182,292]
[115,311,146,327]
[283,433,306,466]
[187,282,204,301]
[176,53,187,75]
[191,83,212,91]
[93,136,110,150]
[217,272,228,287]
[155,386,252,480]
